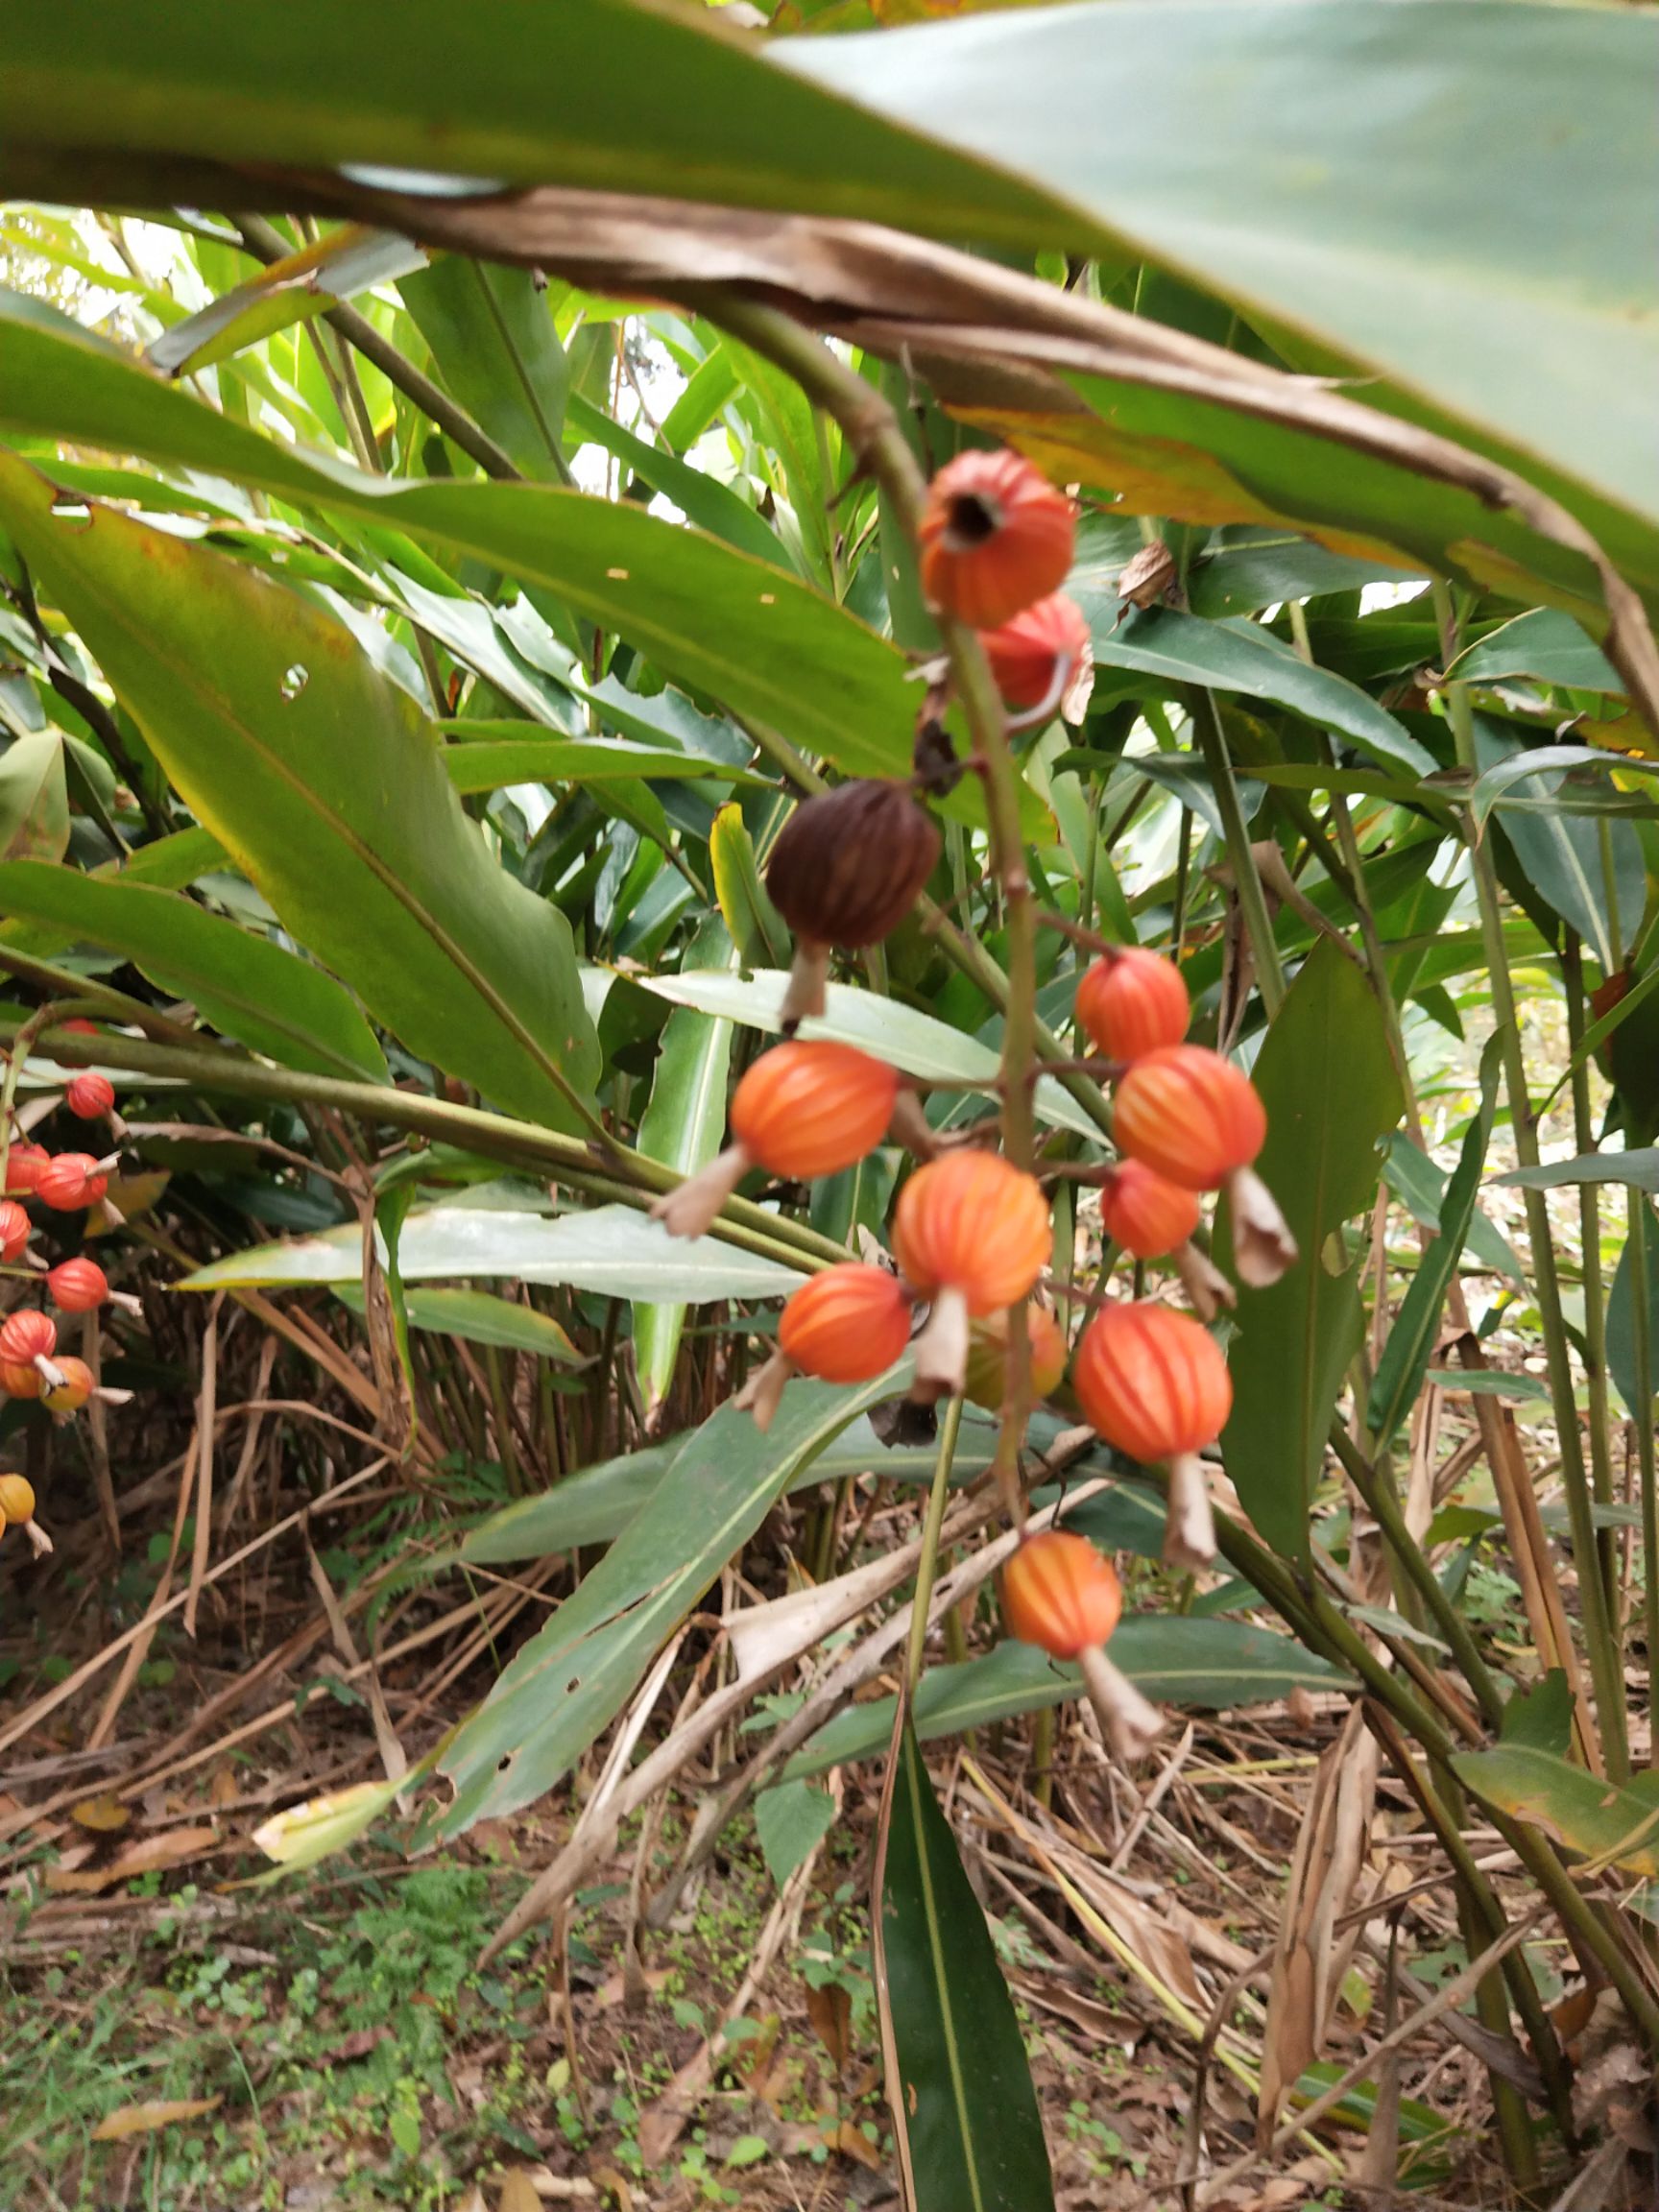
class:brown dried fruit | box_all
[765,780,940,1028]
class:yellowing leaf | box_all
[92,2098,220,2141]
[252,1774,403,1872]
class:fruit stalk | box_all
[698,294,1046,1506]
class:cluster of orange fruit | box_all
[648,446,1297,1756]
[0,1039,136,1558]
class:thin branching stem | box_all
[1436,581,1629,1781]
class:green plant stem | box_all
[232,217,522,482]
[1631,1188,1659,1761]
[0,1013,851,1275]
[1190,687,1284,1016]
[1327,1429,1507,1732]
[1563,934,1621,1612]
[906,1394,964,1695]
[1436,581,1629,1781]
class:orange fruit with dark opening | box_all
[917,450,1075,628]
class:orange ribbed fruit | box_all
[1001,1530,1122,1659]
[1076,948,1190,1061]
[4,1142,49,1196]
[730,1042,898,1180]
[980,592,1092,710]
[1074,1302,1232,1463]
[0,1360,40,1399]
[0,1199,30,1263]
[892,1150,1050,1315]
[36,1152,109,1212]
[917,450,1075,628]
[779,1265,912,1382]
[1113,1045,1266,1190]
[47,1259,108,1312]
[65,1071,115,1119]
[0,1310,55,1365]
[1097,1160,1201,1260]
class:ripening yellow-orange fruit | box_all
[41,1356,94,1415]
[1096,1160,1201,1261]
[964,1301,1068,1410]
[916,450,1075,629]
[1001,1530,1122,1659]
[1073,1302,1232,1465]
[779,1265,912,1384]
[1112,1045,1266,1191]
[1075,947,1190,1063]
[0,1472,36,1526]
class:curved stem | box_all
[906,1394,964,1694]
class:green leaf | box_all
[1425,1369,1551,1403]
[0,300,924,786]
[400,257,569,482]
[1473,743,1659,830]
[565,391,787,570]
[1453,1744,1659,1877]
[1500,1671,1572,1758]
[1067,603,1430,774]
[1492,1150,1659,1197]
[441,726,755,791]
[0,1,1074,246]
[150,227,428,379]
[635,925,738,1414]
[709,804,789,971]
[993,373,1634,636]
[754,1779,837,1887]
[1606,1198,1659,1423]
[786,1621,1348,1781]
[431,1370,907,1835]
[1382,1132,1526,1286]
[1450,609,1623,696]
[0,730,68,862]
[331,1284,580,1362]
[0,860,388,1082]
[877,1718,1054,2212]
[177,1199,807,1304]
[460,1409,1018,1562]
[636,969,1100,1142]
[1367,1034,1502,1449]
[1220,939,1404,1559]
[0,450,600,1131]
[786,1,1659,528]
[1186,527,1420,621]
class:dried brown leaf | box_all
[805,1978,853,2075]
[1258,1706,1381,2135]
